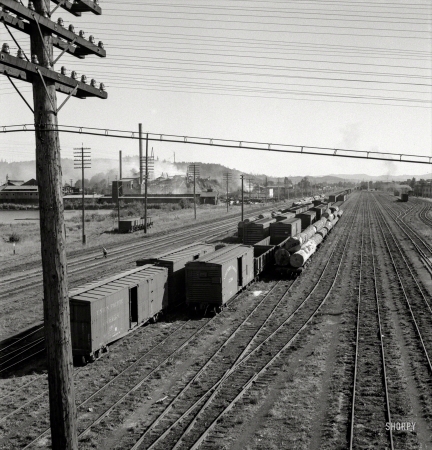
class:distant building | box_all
[199,190,219,205]
[0,179,39,204]
[414,181,432,198]
[62,184,80,195]
[112,177,143,201]
[264,186,290,199]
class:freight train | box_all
[69,193,348,363]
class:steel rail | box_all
[374,196,432,276]
[2,320,190,429]
[131,279,298,450]
[367,198,394,450]
[21,319,202,449]
[371,197,432,374]
[0,201,278,296]
[181,200,360,450]
[152,196,360,450]
[349,194,394,449]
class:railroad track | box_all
[372,198,432,372]
[374,195,432,277]
[79,194,360,450]
[6,197,359,449]
[1,317,205,447]
[348,197,393,449]
[417,202,432,228]
[0,219,236,306]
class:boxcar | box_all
[243,217,276,245]
[185,245,254,310]
[69,265,168,363]
[295,211,317,230]
[270,217,301,239]
[238,217,258,240]
[274,212,296,222]
[311,204,329,220]
[136,242,215,307]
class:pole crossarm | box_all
[0,124,430,165]
[51,0,102,16]
[0,53,107,98]
[0,0,105,57]
[1,11,86,59]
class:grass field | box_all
[0,202,256,259]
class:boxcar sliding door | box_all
[129,286,138,327]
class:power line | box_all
[83,10,432,30]
[62,20,431,40]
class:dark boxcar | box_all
[311,204,329,220]
[270,217,301,240]
[274,212,296,222]
[243,217,276,245]
[185,245,254,309]
[295,211,317,230]
[69,265,168,362]
[254,244,275,276]
[401,193,409,202]
[136,242,215,307]
[238,217,257,240]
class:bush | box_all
[179,199,191,209]
[8,232,21,243]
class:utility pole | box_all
[188,164,200,219]
[115,175,121,230]
[139,126,154,233]
[119,150,122,179]
[0,1,106,448]
[144,131,148,233]
[223,171,231,213]
[74,145,90,245]
[240,174,245,222]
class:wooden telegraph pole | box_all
[0,1,106,448]
[223,171,231,213]
[188,164,200,219]
[74,145,91,244]
[240,174,245,222]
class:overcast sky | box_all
[0,0,431,178]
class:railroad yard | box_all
[1,190,432,449]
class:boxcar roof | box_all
[69,264,166,301]
[190,244,252,264]
[154,242,214,263]
[273,217,301,225]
